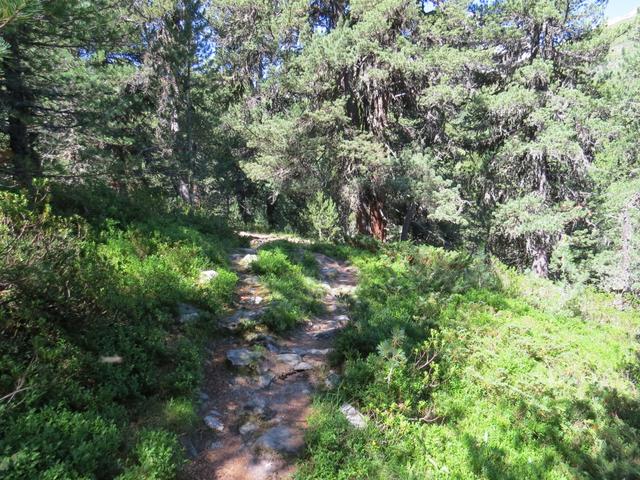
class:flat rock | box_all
[293,361,313,371]
[226,348,261,367]
[276,353,302,366]
[340,403,367,429]
[177,303,201,323]
[254,426,304,455]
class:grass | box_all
[297,243,640,479]
[251,241,325,332]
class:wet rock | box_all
[177,303,201,323]
[198,391,210,402]
[292,347,332,356]
[198,270,219,284]
[334,314,350,323]
[254,426,304,455]
[236,248,258,255]
[226,348,261,367]
[340,403,367,429]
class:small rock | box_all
[334,314,350,323]
[276,353,302,366]
[324,372,341,389]
[220,309,264,331]
[204,413,224,432]
[198,391,210,402]
[177,303,201,323]
[294,361,313,371]
[315,329,339,340]
[252,295,264,305]
[257,372,276,388]
[340,403,367,429]
[239,422,259,436]
[236,248,258,255]
[226,348,261,367]
[244,396,267,415]
[230,253,258,272]
[209,440,223,450]
[198,270,219,284]
[254,426,304,455]
[180,436,199,458]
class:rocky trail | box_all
[182,234,358,479]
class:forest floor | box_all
[183,233,357,479]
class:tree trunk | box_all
[266,194,278,228]
[400,202,415,241]
[3,28,41,189]
[356,190,386,242]
[529,237,549,278]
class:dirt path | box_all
[182,234,357,480]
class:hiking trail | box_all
[183,233,357,479]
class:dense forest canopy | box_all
[0,0,638,286]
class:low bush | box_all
[300,243,640,479]
[252,244,324,332]
[0,184,239,478]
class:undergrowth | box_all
[0,183,239,479]
[252,241,324,332]
[299,243,640,479]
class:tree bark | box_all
[528,237,549,278]
[356,190,386,242]
[400,202,415,241]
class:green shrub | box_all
[0,185,239,479]
[300,243,640,479]
[0,407,121,480]
[306,192,341,242]
[252,247,323,332]
[117,429,182,480]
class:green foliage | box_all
[300,244,640,479]
[117,429,182,480]
[0,185,239,478]
[252,245,324,332]
[306,192,341,242]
